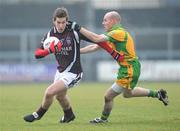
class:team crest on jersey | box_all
[66,37,72,45]
[60,37,72,46]
[109,31,115,36]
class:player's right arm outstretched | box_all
[68,21,124,62]
[34,40,62,59]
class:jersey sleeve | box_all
[105,30,127,42]
[39,33,49,49]
[78,32,93,43]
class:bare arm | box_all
[80,27,124,62]
[69,22,124,62]
[80,44,101,54]
[80,27,107,43]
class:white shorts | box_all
[54,70,83,89]
[111,82,124,94]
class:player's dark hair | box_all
[53,7,69,21]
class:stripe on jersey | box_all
[47,31,50,38]
[73,31,80,43]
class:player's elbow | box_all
[93,44,100,51]
[34,49,44,59]
[93,36,103,43]
[34,54,43,59]
[34,53,43,59]
[94,34,106,43]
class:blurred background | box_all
[0,0,180,83]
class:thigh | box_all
[105,87,120,100]
[46,80,67,96]
[54,71,83,89]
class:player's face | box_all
[53,17,67,33]
[102,14,113,32]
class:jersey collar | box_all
[110,24,123,31]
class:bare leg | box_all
[23,80,66,122]
[123,87,168,105]
[56,87,75,123]
[101,88,120,119]
[123,87,150,98]
[56,91,71,110]
[42,80,67,109]
[90,87,120,123]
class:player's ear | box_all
[52,20,56,27]
[52,17,56,25]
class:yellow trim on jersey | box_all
[125,33,136,59]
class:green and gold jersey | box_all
[105,24,138,66]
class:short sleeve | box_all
[106,30,126,42]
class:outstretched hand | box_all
[67,21,81,32]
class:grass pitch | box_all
[0,82,180,131]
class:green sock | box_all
[148,90,158,98]
[101,111,110,120]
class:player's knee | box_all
[123,93,129,98]
[45,88,55,97]
[104,95,112,102]
[55,94,64,101]
[123,90,132,98]
[123,91,132,98]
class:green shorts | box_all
[116,59,141,90]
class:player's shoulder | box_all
[107,29,126,42]
[108,29,125,36]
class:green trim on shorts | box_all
[130,60,141,89]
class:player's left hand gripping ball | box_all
[43,36,62,54]
[49,40,62,54]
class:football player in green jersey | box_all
[70,11,169,123]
